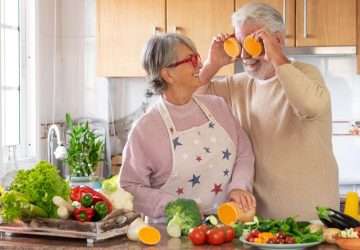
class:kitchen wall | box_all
[36,0,360,194]
[37,0,108,159]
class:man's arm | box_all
[277,63,330,119]
[199,34,234,84]
[255,29,329,119]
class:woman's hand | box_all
[228,188,256,211]
[253,29,289,67]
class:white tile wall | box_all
[37,0,108,159]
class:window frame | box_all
[0,0,36,165]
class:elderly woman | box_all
[119,33,255,220]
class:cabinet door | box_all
[167,0,235,75]
[235,0,295,47]
[96,0,165,77]
[296,0,356,46]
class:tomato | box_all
[222,226,235,242]
[188,228,206,245]
[207,228,225,245]
[196,224,209,234]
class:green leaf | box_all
[64,116,104,177]
[65,113,73,129]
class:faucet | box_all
[47,124,67,177]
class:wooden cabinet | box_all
[97,0,234,77]
[358,1,360,74]
[235,0,356,47]
[96,0,165,77]
[167,0,234,75]
[296,0,356,46]
[97,0,358,76]
[236,0,296,47]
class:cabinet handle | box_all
[152,26,161,35]
[303,0,308,38]
[282,0,286,27]
[173,26,181,33]
[282,0,287,37]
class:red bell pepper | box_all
[73,207,95,222]
[70,186,112,213]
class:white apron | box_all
[158,96,236,215]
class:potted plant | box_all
[65,113,104,180]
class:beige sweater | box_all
[208,61,339,220]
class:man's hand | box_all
[254,29,290,67]
[199,33,234,84]
[228,188,256,211]
[206,33,234,68]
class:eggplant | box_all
[316,207,360,230]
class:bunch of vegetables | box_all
[64,186,113,222]
[236,216,323,244]
[246,230,296,244]
[164,198,202,237]
[0,161,70,222]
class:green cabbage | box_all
[0,161,70,222]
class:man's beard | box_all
[244,60,275,80]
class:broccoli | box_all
[164,198,202,236]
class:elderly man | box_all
[199,3,339,220]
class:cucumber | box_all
[204,215,218,226]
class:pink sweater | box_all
[119,94,254,218]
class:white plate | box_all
[240,236,323,250]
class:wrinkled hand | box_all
[228,189,256,211]
[253,29,289,67]
[205,33,235,69]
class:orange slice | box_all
[243,35,263,57]
[223,37,241,58]
[138,226,161,245]
[217,202,240,225]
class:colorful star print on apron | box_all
[157,96,236,214]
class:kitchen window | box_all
[0,0,35,165]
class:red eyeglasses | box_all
[167,53,201,68]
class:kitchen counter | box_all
[0,225,341,250]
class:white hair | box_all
[141,33,197,94]
[232,3,285,33]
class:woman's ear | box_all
[160,68,174,85]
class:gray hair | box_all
[141,33,197,94]
[232,3,285,33]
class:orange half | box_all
[223,37,241,58]
[217,202,239,225]
[138,226,161,245]
[243,35,263,57]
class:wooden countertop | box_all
[0,225,342,250]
